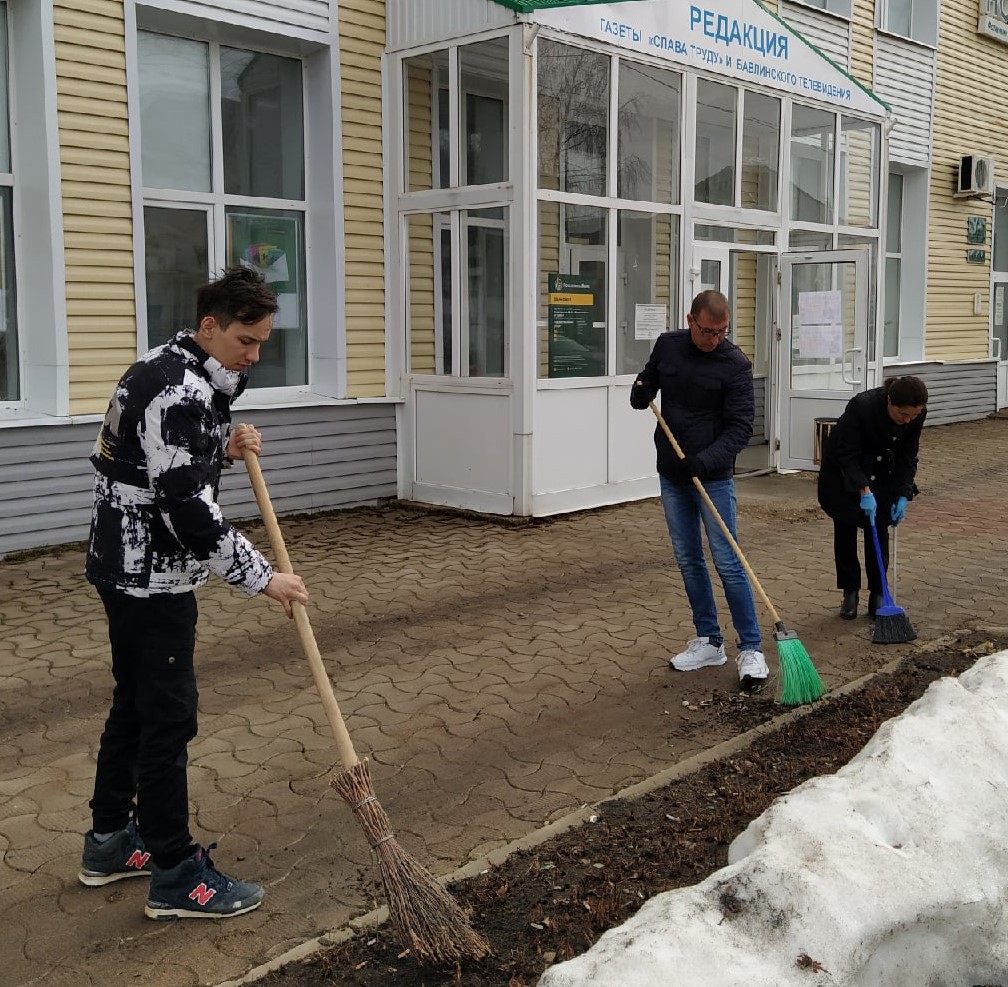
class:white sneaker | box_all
[670,637,727,671]
[737,649,769,691]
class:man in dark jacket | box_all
[630,290,767,691]
[817,375,927,619]
[80,267,309,920]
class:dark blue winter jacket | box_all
[630,330,755,483]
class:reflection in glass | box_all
[790,105,834,224]
[789,229,832,251]
[537,203,607,377]
[887,0,912,35]
[695,79,736,206]
[221,48,304,200]
[460,38,508,186]
[139,33,211,192]
[617,61,681,204]
[617,211,677,374]
[537,40,609,195]
[838,116,879,228]
[464,208,508,377]
[741,92,780,211]
[226,208,307,386]
[144,207,209,349]
[0,188,17,400]
[403,51,448,191]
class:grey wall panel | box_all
[387,0,514,51]
[0,404,398,558]
[884,361,996,426]
[873,35,935,166]
[778,2,851,69]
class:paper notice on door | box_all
[635,304,667,340]
[995,287,1005,328]
[797,324,844,358]
[797,289,842,326]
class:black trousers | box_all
[832,521,889,593]
[91,587,199,869]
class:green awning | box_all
[491,0,646,11]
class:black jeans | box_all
[91,587,199,869]
[832,521,889,593]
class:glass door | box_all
[779,249,869,470]
[993,189,1008,409]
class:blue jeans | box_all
[659,475,761,650]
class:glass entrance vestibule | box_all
[389,1,890,516]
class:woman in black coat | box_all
[817,375,928,620]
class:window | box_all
[138,32,307,388]
[617,61,681,205]
[0,4,17,403]
[538,41,609,196]
[402,39,510,378]
[790,105,835,224]
[694,79,735,207]
[838,116,879,228]
[879,0,938,45]
[994,190,1008,364]
[741,92,780,212]
[883,172,902,358]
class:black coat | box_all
[630,330,754,483]
[817,386,925,527]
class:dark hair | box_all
[690,289,731,322]
[884,375,928,407]
[196,266,278,328]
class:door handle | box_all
[841,347,863,386]
[993,336,1003,361]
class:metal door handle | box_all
[993,336,1003,361]
[841,346,863,385]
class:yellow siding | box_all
[55,0,136,415]
[848,0,875,90]
[339,0,388,397]
[926,0,1008,361]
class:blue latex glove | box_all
[891,496,909,525]
[859,491,877,526]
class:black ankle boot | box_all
[867,591,883,618]
[840,590,858,620]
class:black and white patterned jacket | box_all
[85,330,274,597]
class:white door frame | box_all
[778,248,869,471]
[992,186,1008,409]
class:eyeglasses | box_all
[694,322,730,339]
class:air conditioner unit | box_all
[956,153,995,197]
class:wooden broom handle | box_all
[241,446,360,772]
[649,402,781,625]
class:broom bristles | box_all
[873,608,917,644]
[777,636,826,707]
[331,760,491,966]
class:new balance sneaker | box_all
[145,844,264,920]
[669,636,727,671]
[78,819,152,887]
[737,649,770,692]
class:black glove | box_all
[667,454,701,481]
[630,380,655,410]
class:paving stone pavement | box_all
[2,416,1007,987]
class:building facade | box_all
[0,0,1006,554]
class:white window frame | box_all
[876,0,939,47]
[0,0,16,407]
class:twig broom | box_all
[242,447,490,966]
[869,521,917,645]
[649,403,826,706]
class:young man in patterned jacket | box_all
[79,266,309,919]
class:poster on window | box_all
[547,272,604,377]
[634,304,666,341]
[796,289,843,359]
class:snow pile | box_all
[538,651,1008,987]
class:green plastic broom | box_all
[649,403,826,707]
